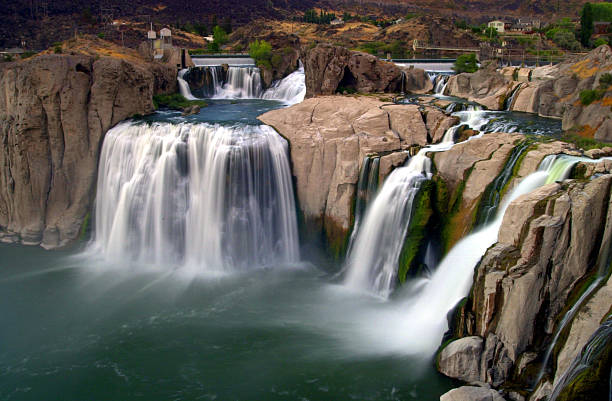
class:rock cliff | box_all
[0,53,176,248]
[258,95,455,256]
[437,168,612,400]
[302,44,431,98]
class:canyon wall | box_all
[0,54,176,248]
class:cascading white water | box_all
[390,155,590,353]
[92,121,299,270]
[213,66,263,99]
[180,65,305,104]
[178,69,198,100]
[434,75,450,95]
[261,66,306,105]
[343,139,454,297]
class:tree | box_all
[581,2,594,47]
[453,54,479,73]
[249,40,274,69]
[213,26,228,47]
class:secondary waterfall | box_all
[434,75,450,95]
[182,65,306,104]
[178,69,197,100]
[389,154,584,353]
[92,121,299,270]
[343,152,432,297]
[261,65,306,104]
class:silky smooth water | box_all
[0,244,454,401]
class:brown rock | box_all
[0,54,176,248]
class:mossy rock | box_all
[397,180,435,283]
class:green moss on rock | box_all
[397,180,435,283]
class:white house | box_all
[488,20,505,33]
[330,18,344,26]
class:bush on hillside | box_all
[249,39,273,69]
[453,54,479,73]
[579,89,605,105]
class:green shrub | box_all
[552,30,582,51]
[579,89,605,105]
[54,45,62,54]
[594,37,609,48]
[248,39,272,67]
[453,54,479,73]
[97,32,105,39]
[3,54,13,62]
[212,26,228,47]
[599,73,612,87]
[20,51,36,59]
[207,41,219,53]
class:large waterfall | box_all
[92,121,299,270]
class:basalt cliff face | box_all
[0,54,176,248]
[437,155,612,401]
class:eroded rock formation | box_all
[302,43,431,97]
[0,54,176,248]
[258,95,455,255]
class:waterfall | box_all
[92,121,299,270]
[504,83,524,111]
[178,69,197,100]
[342,152,433,297]
[346,156,381,255]
[261,66,306,104]
[475,141,530,226]
[434,75,450,95]
[549,317,612,401]
[181,65,306,104]
[388,155,581,353]
[213,66,263,99]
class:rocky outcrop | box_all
[303,44,430,97]
[445,62,514,110]
[438,170,612,399]
[0,54,176,248]
[440,386,506,401]
[258,95,452,256]
[431,133,522,247]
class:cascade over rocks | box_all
[438,171,612,399]
[302,43,431,97]
[447,46,612,141]
[258,96,451,255]
[0,54,176,248]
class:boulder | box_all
[445,63,513,110]
[440,386,506,401]
[0,54,176,248]
[438,337,484,382]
